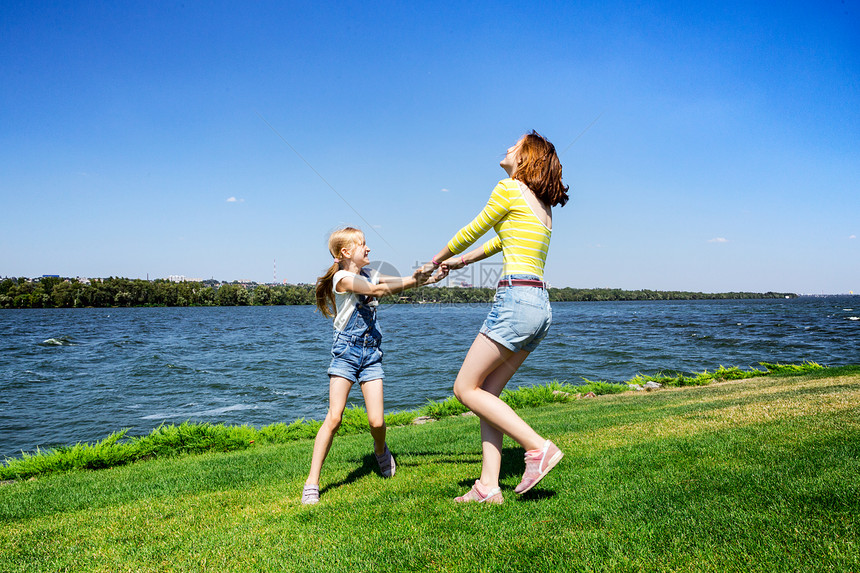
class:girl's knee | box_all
[367,415,385,430]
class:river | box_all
[1,297,858,459]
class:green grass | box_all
[1,365,857,572]
[1,362,826,481]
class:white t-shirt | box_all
[332,268,379,332]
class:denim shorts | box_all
[327,333,384,384]
[480,275,552,353]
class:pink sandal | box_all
[454,480,504,504]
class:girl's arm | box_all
[338,270,439,298]
[376,274,409,285]
[378,266,448,287]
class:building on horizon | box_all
[167,275,204,283]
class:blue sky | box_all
[2,1,858,294]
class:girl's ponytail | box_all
[315,262,340,318]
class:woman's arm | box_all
[422,181,512,273]
[427,235,501,273]
[440,243,495,271]
[446,182,511,255]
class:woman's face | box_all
[500,136,525,176]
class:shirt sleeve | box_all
[446,181,512,255]
[481,236,503,257]
[332,270,355,294]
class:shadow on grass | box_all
[321,454,379,494]
[402,447,525,480]
[319,445,527,495]
[519,488,558,501]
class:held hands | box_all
[413,263,449,286]
[427,266,449,285]
[440,256,466,271]
[413,265,434,284]
[414,252,467,286]
[418,254,466,275]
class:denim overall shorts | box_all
[327,299,384,384]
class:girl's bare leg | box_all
[360,378,387,455]
[453,334,545,458]
[306,376,353,486]
[477,349,530,489]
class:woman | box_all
[425,130,569,503]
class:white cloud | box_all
[708,237,729,243]
[441,188,450,193]
[850,235,857,240]
[226,197,244,203]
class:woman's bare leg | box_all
[453,333,545,457]
[477,349,530,489]
[306,376,353,486]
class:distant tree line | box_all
[0,277,315,309]
[549,287,796,302]
[0,276,796,309]
[383,286,796,304]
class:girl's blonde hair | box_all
[315,227,365,318]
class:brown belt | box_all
[497,279,547,289]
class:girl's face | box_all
[342,238,371,268]
[500,136,525,177]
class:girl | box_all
[302,227,445,505]
[425,131,569,503]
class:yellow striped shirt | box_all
[447,178,552,279]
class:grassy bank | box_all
[1,365,858,572]
[1,362,824,480]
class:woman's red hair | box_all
[513,130,569,207]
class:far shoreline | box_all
[1,274,810,309]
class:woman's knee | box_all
[453,385,465,404]
[453,377,475,405]
[323,412,343,433]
